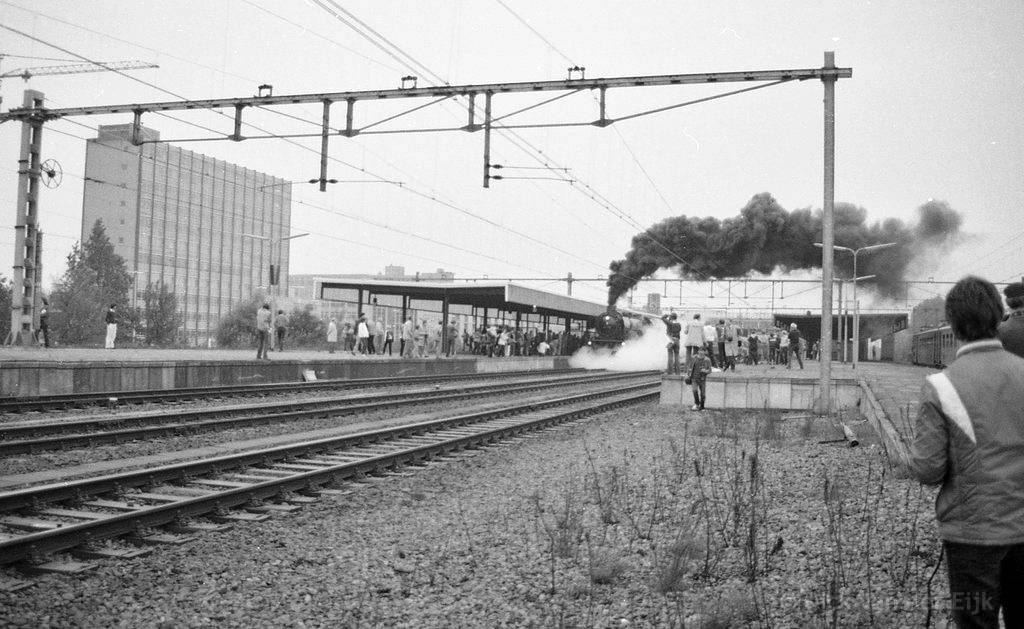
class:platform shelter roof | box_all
[318,279,607,320]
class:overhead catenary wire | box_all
[0,25,625,280]
[19,109,628,283]
[305,1,714,291]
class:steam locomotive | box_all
[590,307,654,348]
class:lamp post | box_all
[851,274,876,367]
[815,241,896,368]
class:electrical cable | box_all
[1,26,623,279]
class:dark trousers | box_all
[37,324,50,348]
[256,330,270,359]
[717,342,726,366]
[399,339,405,356]
[788,346,803,369]
[944,541,1024,629]
[275,328,286,351]
[666,341,680,374]
[367,337,376,354]
[382,339,393,356]
[691,378,706,409]
[705,343,718,367]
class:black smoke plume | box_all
[607,193,963,305]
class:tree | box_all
[49,220,134,345]
[286,304,326,348]
[215,292,267,348]
[139,281,183,346]
[0,275,11,343]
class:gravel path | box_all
[0,404,949,628]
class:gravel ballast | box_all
[0,403,949,627]
[0,377,650,479]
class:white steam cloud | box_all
[569,318,668,371]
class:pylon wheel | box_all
[40,159,63,188]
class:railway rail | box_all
[0,378,659,571]
[0,368,585,414]
[0,371,656,455]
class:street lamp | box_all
[241,232,309,330]
[815,241,896,368]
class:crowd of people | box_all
[663,314,813,374]
[315,312,577,360]
[662,312,813,411]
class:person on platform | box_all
[909,275,1024,629]
[37,299,51,348]
[684,313,704,368]
[255,303,272,360]
[779,330,790,368]
[723,320,738,371]
[104,303,118,349]
[445,319,459,357]
[715,319,728,367]
[787,323,804,369]
[702,319,718,368]
[326,317,338,354]
[366,319,377,355]
[999,281,1024,359]
[401,316,415,357]
[688,346,712,411]
[343,322,356,354]
[416,319,429,358]
[382,327,394,356]
[662,311,682,375]
[274,309,288,352]
[497,326,510,357]
[356,314,370,355]
[372,319,384,355]
[537,338,550,355]
[768,331,780,366]
[747,332,759,365]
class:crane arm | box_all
[1,60,158,80]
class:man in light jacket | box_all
[909,276,1024,629]
[684,314,704,369]
[255,303,272,360]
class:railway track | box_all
[0,368,586,414]
[0,371,656,455]
[0,379,659,573]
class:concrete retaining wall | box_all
[660,374,861,410]
[0,357,572,398]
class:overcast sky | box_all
[1,0,1022,310]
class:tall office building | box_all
[82,124,292,345]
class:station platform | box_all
[660,360,937,466]
[0,347,571,398]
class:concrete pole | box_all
[817,52,837,415]
[839,280,846,363]
[852,253,860,368]
[8,90,45,346]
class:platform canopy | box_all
[318,279,608,321]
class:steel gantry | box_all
[1,56,851,413]
[1,60,851,193]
